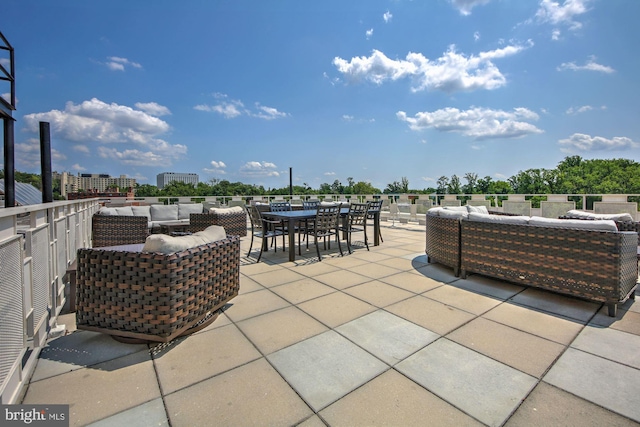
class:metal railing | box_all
[0,198,99,404]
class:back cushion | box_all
[439,209,468,219]
[150,204,179,221]
[530,216,618,232]
[178,203,204,219]
[98,207,118,216]
[468,212,529,225]
[142,225,227,254]
[210,206,245,216]
[131,205,152,220]
[466,205,489,214]
[443,206,468,212]
[114,206,134,216]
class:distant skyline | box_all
[1,0,639,190]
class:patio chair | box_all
[91,214,149,248]
[298,200,321,250]
[246,205,286,262]
[302,204,344,261]
[339,202,369,254]
[367,200,384,243]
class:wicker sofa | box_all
[76,228,240,342]
[426,207,638,316]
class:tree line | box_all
[3,156,640,198]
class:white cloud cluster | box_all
[396,107,543,140]
[106,56,142,71]
[559,133,639,152]
[195,93,289,120]
[557,56,615,73]
[366,28,374,39]
[239,161,280,178]
[333,42,531,93]
[22,98,185,167]
[383,11,393,23]
[13,137,67,169]
[535,0,592,39]
[450,0,492,16]
[135,102,171,116]
[204,160,227,174]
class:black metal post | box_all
[39,121,53,203]
[289,167,293,196]
[3,118,15,207]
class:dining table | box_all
[261,207,381,262]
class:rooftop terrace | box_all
[18,221,640,426]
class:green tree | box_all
[447,175,461,194]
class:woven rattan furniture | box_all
[459,220,637,316]
[425,213,462,276]
[189,208,247,236]
[92,214,149,248]
[75,235,240,342]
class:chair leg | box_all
[247,233,254,257]
[336,230,344,257]
[364,228,369,251]
[315,234,322,261]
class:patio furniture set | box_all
[425,205,638,316]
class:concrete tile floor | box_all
[20,222,640,426]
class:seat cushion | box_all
[142,225,227,254]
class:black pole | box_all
[39,121,53,203]
[289,167,293,196]
[3,118,15,207]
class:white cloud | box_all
[450,0,492,16]
[566,105,595,115]
[342,115,354,121]
[239,161,280,177]
[557,56,615,73]
[324,171,336,176]
[204,160,227,175]
[421,176,436,182]
[333,42,531,93]
[551,29,561,40]
[0,58,9,67]
[73,144,90,153]
[134,102,171,116]
[22,98,186,167]
[559,133,639,152]
[366,28,374,39]
[13,137,66,169]
[195,94,289,120]
[536,0,591,30]
[71,163,86,171]
[474,31,480,41]
[105,56,142,71]
[383,11,393,23]
[396,106,543,140]
[210,160,226,169]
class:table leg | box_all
[288,217,296,262]
[373,212,380,246]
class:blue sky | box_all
[1,0,639,190]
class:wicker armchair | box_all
[425,213,461,276]
[92,214,149,248]
[76,235,240,342]
[189,208,247,236]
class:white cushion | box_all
[466,205,489,214]
[131,205,151,220]
[427,207,444,216]
[209,206,244,215]
[150,204,179,221]
[443,206,468,212]
[142,225,227,254]
[565,209,594,219]
[438,209,468,219]
[178,203,204,219]
[98,207,118,216]
[530,216,618,232]
[468,212,529,225]
[595,213,634,221]
[114,206,134,216]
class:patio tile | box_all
[297,292,377,328]
[320,369,483,427]
[153,324,262,394]
[386,295,475,335]
[86,398,168,427]
[236,306,328,355]
[570,325,640,369]
[250,268,308,288]
[424,285,502,315]
[544,348,640,422]
[336,310,439,365]
[223,289,290,322]
[270,277,337,304]
[413,263,459,283]
[397,338,537,427]
[267,330,388,411]
[238,275,264,294]
[323,255,369,268]
[30,330,148,381]
[505,382,639,427]
[371,246,416,259]
[23,351,160,427]
[314,270,372,290]
[349,263,403,280]
[349,251,393,263]
[509,288,600,322]
[296,415,327,427]
[377,256,419,271]
[379,271,443,294]
[452,275,525,300]
[482,302,583,345]
[343,280,415,308]
[447,317,566,378]
[285,260,340,276]
[164,358,312,426]
[591,306,640,336]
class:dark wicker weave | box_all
[460,220,638,316]
[76,236,241,342]
[92,215,149,248]
[425,214,462,276]
[189,210,247,236]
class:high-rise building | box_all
[156,172,199,189]
[56,172,136,197]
